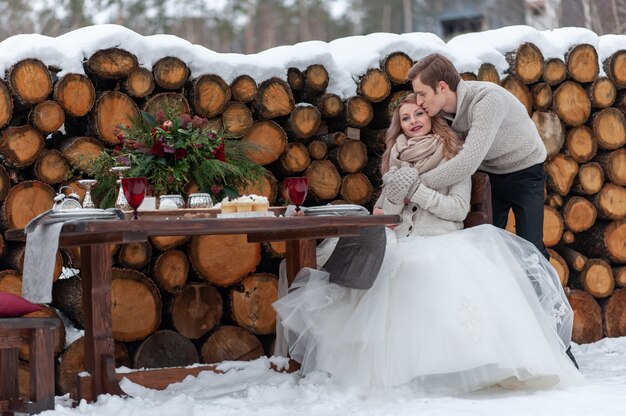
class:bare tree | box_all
[403,0,413,32]
[245,0,256,53]
[257,0,277,51]
[299,0,311,41]
[0,0,34,39]
[381,2,391,32]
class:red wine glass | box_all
[284,177,308,213]
[121,177,147,220]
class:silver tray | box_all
[303,204,370,216]
[48,208,119,220]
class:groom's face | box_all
[412,77,446,117]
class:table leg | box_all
[285,239,317,285]
[80,244,124,401]
[28,328,55,411]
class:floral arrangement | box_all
[85,109,266,207]
[388,90,412,115]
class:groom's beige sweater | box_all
[419,80,547,189]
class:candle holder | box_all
[77,179,98,209]
[188,193,213,208]
[110,166,131,210]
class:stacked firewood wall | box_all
[0,43,625,398]
[478,43,626,347]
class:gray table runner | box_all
[22,209,123,303]
[23,220,66,303]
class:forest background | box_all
[1,0,624,53]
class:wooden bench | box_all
[0,317,60,416]
[464,171,493,228]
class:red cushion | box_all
[0,292,43,318]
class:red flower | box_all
[162,120,173,131]
[151,139,166,157]
[175,148,187,160]
[212,141,226,162]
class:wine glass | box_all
[110,166,131,210]
[284,177,308,213]
[77,179,98,209]
[121,177,147,220]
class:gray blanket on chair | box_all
[323,226,386,290]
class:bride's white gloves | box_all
[380,164,420,215]
[385,165,419,204]
[381,165,398,181]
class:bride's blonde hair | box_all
[381,92,462,174]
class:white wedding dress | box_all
[273,224,584,394]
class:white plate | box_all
[303,204,370,216]
[217,211,276,218]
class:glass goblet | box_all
[121,177,147,220]
[284,177,308,213]
[77,179,98,209]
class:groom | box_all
[403,53,578,368]
[405,53,548,259]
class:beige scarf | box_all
[389,133,445,173]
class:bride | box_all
[273,92,584,394]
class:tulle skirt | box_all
[273,224,584,394]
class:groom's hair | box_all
[407,53,461,92]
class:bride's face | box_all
[399,103,432,138]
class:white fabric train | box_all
[274,224,585,394]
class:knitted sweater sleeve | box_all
[409,177,471,222]
[419,91,505,189]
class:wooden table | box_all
[5,212,399,402]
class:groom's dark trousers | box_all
[487,162,550,260]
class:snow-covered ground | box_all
[40,336,626,416]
